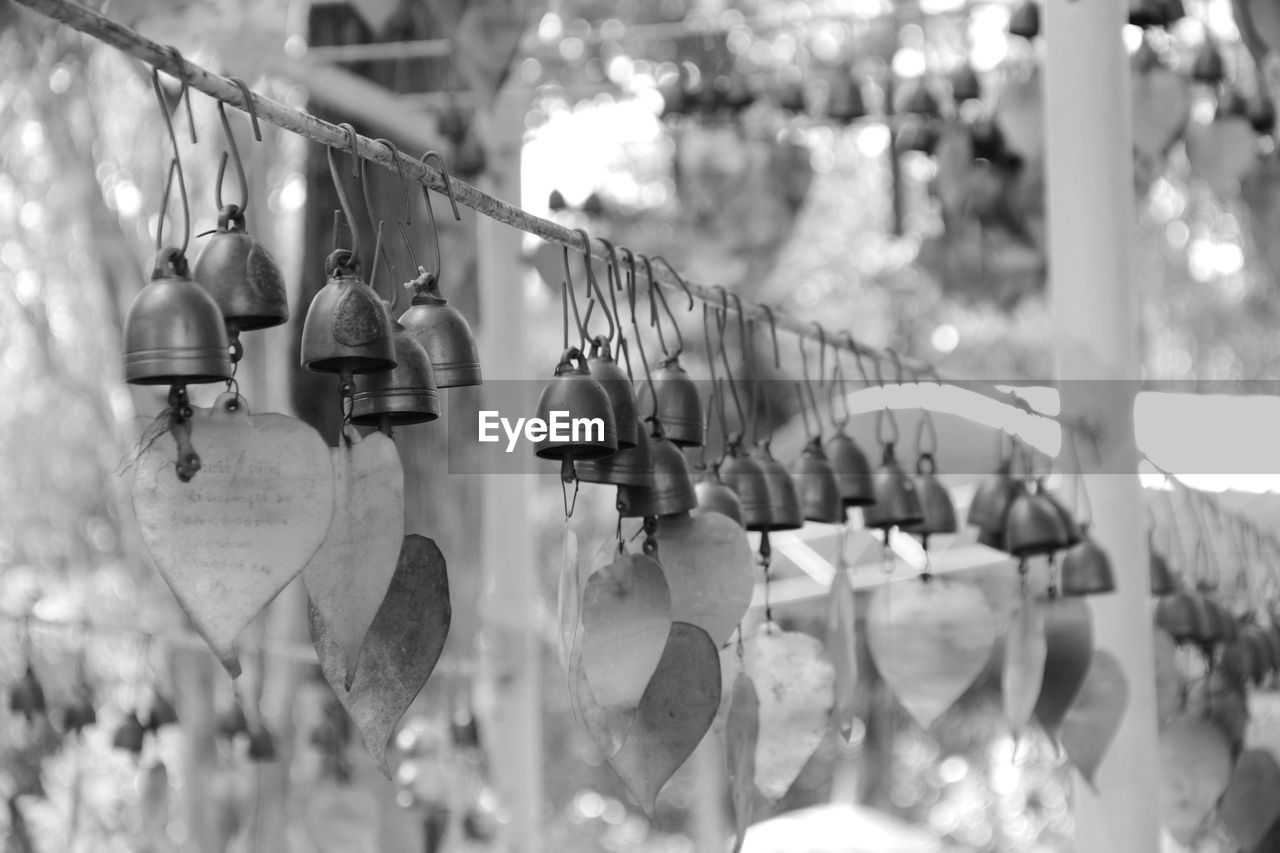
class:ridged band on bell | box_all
[124,248,233,386]
[575,417,654,487]
[648,356,704,447]
[192,207,288,333]
[791,437,843,525]
[826,430,876,507]
[533,347,617,461]
[720,444,772,529]
[586,337,638,448]
[696,463,745,527]
[349,316,440,426]
[1060,532,1116,596]
[300,251,396,374]
[905,453,958,537]
[751,443,803,532]
[399,271,483,388]
[862,443,924,530]
[1002,485,1069,558]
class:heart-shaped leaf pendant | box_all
[310,534,451,776]
[653,512,753,647]
[1061,649,1129,788]
[726,672,761,853]
[1002,598,1047,735]
[131,393,333,677]
[1033,596,1094,737]
[825,569,860,743]
[304,427,405,689]
[1220,749,1280,851]
[1159,715,1235,846]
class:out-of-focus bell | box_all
[124,248,233,385]
[586,337,638,448]
[1150,541,1178,596]
[1155,590,1200,644]
[696,461,745,527]
[649,356,704,447]
[826,430,875,507]
[721,443,773,530]
[1060,530,1117,596]
[533,347,618,476]
[863,443,924,531]
[617,425,695,517]
[112,712,146,754]
[968,462,1024,548]
[752,443,803,532]
[193,206,288,334]
[300,251,396,376]
[1044,489,1083,547]
[399,270,482,389]
[1003,481,1069,558]
[1008,0,1040,38]
[792,437,843,525]
[349,313,440,426]
[906,453,957,539]
[577,418,654,487]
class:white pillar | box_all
[1043,2,1161,851]
[477,90,542,853]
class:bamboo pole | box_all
[1042,0,1162,849]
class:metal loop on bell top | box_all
[596,237,626,354]
[418,150,462,289]
[571,229,615,347]
[213,78,260,219]
[327,123,363,271]
[714,287,748,441]
[622,247,659,417]
[757,304,781,368]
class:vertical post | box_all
[476,89,542,853]
[1043,2,1161,852]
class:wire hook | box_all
[561,244,589,349]
[758,304,781,368]
[358,156,398,303]
[622,247,659,420]
[571,229,615,347]
[213,78,259,219]
[326,124,363,273]
[642,255,683,359]
[596,237,626,357]
[418,150,462,290]
[151,65,191,257]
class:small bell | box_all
[792,437,843,525]
[968,463,1024,547]
[300,251,396,375]
[950,63,982,103]
[143,690,180,732]
[1003,481,1069,558]
[1043,489,1083,547]
[1150,543,1178,596]
[826,72,867,124]
[577,418,654,488]
[60,688,97,735]
[752,443,803,532]
[586,337,638,448]
[193,206,288,334]
[112,712,146,754]
[1191,41,1226,85]
[696,461,745,527]
[349,314,440,426]
[216,703,250,740]
[720,443,773,530]
[862,443,924,531]
[1240,624,1277,684]
[1155,591,1200,644]
[1060,529,1117,596]
[247,722,278,762]
[1008,0,1040,38]
[905,453,957,539]
[649,356,704,447]
[399,270,483,389]
[124,248,233,386]
[7,666,46,722]
[533,347,618,478]
[826,430,876,507]
[648,428,699,516]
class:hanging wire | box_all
[644,255,683,359]
[622,248,660,421]
[150,66,192,256]
[326,123,364,272]
[572,229,615,347]
[418,150,462,285]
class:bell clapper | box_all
[166,384,201,483]
[641,516,659,559]
[759,530,774,631]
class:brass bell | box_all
[193,206,288,335]
[826,430,875,507]
[720,443,773,530]
[1155,590,1200,644]
[586,337,638,448]
[968,462,1024,548]
[905,453,957,539]
[349,314,440,426]
[1150,543,1178,596]
[862,443,924,531]
[1059,530,1117,596]
[649,356,704,447]
[791,437,843,525]
[300,250,396,375]
[617,425,695,517]
[752,443,803,532]
[533,347,618,475]
[1044,489,1083,547]
[399,271,482,389]
[124,247,233,386]
[1239,624,1276,684]
[576,417,654,487]
[1002,481,1069,558]
[696,461,745,527]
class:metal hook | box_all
[151,67,190,257]
[726,291,758,444]
[642,255,683,359]
[797,329,823,438]
[560,245,589,349]
[758,305,781,368]
[621,247,659,418]
[358,154,398,302]
[159,47,197,143]
[650,256,695,311]
[597,238,626,354]
[418,150,461,288]
[213,77,261,219]
[571,229,614,347]
[874,347,901,447]
[327,124,363,271]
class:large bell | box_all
[1060,530,1117,596]
[752,443,803,532]
[586,337,638,448]
[968,463,1024,549]
[124,248,233,385]
[826,429,875,507]
[533,347,617,470]
[1003,482,1070,558]
[905,453,957,539]
[576,418,654,487]
[192,207,288,334]
[862,443,924,531]
[791,438,843,525]
[398,269,482,388]
[300,251,396,375]
[349,313,440,426]
[648,356,704,447]
[696,462,744,527]
[720,444,773,530]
